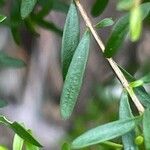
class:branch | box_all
[75,0,144,113]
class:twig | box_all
[75,0,144,113]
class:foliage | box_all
[0,0,149,149]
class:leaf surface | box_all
[119,91,138,150]
[95,18,114,29]
[13,134,24,150]
[72,117,141,149]
[0,116,42,147]
[60,31,90,119]
[61,2,80,79]
[104,2,150,58]
[21,0,37,19]
[91,0,109,17]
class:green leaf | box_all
[13,134,24,150]
[119,91,138,150]
[119,91,133,119]
[104,2,150,58]
[95,18,114,29]
[0,15,6,23]
[25,129,40,150]
[0,52,26,68]
[104,14,129,58]
[143,109,150,149]
[10,122,42,147]
[72,117,141,149]
[61,143,71,150]
[60,31,90,119]
[119,65,150,108]
[26,142,40,150]
[129,80,143,88]
[0,116,42,147]
[134,87,150,108]
[130,6,142,41]
[61,1,80,80]
[21,0,37,19]
[91,0,109,17]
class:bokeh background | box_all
[0,0,149,149]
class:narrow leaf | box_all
[0,15,6,22]
[10,122,42,147]
[104,14,129,58]
[91,0,109,17]
[13,134,24,150]
[0,116,42,147]
[104,2,150,58]
[119,91,133,119]
[72,117,141,149]
[25,129,40,150]
[95,18,114,29]
[143,109,150,149]
[134,87,150,108]
[130,6,142,41]
[21,0,37,19]
[119,91,138,150]
[60,31,90,119]
[61,1,80,80]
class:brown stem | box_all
[75,0,144,113]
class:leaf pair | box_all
[60,2,90,119]
[0,116,42,148]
